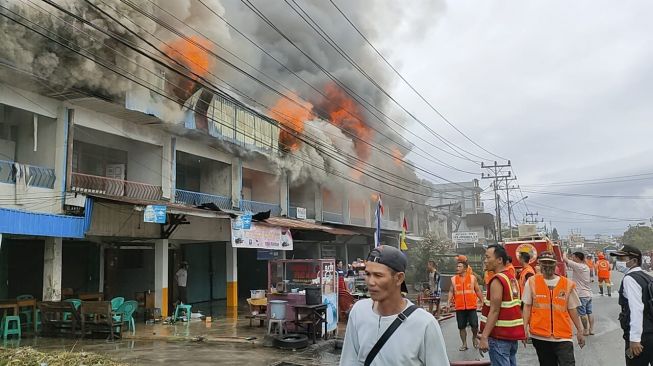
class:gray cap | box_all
[366,245,407,273]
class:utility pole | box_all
[502,177,519,238]
[525,212,544,224]
[481,161,511,242]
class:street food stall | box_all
[267,259,338,338]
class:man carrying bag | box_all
[339,245,449,366]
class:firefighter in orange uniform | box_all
[448,260,484,351]
[522,251,585,365]
[505,256,517,279]
[478,245,526,366]
[517,251,536,298]
[596,252,612,296]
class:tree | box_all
[552,228,560,241]
[622,225,653,251]
[405,233,454,286]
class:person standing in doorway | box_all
[448,261,484,351]
[427,260,442,317]
[522,251,585,366]
[340,245,449,365]
[478,244,526,366]
[176,261,188,305]
[612,245,653,365]
[564,251,594,336]
[597,252,612,296]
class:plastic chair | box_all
[2,316,21,340]
[113,300,138,335]
[110,297,125,311]
[16,295,34,326]
[174,303,192,322]
[63,299,82,321]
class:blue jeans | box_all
[488,337,518,366]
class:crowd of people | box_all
[339,244,653,366]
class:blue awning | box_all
[0,207,85,238]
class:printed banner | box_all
[231,218,293,250]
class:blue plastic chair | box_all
[2,316,21,340]
[16,295,34,326]
[174,303,192,323]
[110,297,125,311]
[113,300,138,335]
[63,299,82,321]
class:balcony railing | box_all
[288,206,316,219]
[0,160,56,189]
[240,199,281,216]
[322,211,344,224]
[175,189,232,210]
[71,172,162,201]
[349,217,367,227]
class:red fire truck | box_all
[503,235,567,276]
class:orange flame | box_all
[321,83,373,160]
[269,93,314,151]
[391,147,403,167]
[164,36,213,77]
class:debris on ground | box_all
[0,347,129,366]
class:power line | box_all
[238,0,484,164]
[327,0,506,161]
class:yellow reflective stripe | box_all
[495,273,517,301]
[483,299,521,307]
[479,315,524,327]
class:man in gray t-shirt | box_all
[564,252,593,335]
[340,246,449,366]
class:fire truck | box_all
[503,227,567,276]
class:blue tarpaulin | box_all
[0,207,85,238]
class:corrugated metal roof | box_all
[262,217,358,235]
[0,207,85,238]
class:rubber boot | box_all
[599,285,604,296]
[608,285,612,297]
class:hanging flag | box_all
[374,195,384,247]
[400,217,408,251]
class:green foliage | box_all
[552,228,560,240]
[622,225,653,251]
[405,233,455,285]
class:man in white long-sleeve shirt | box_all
[611,245,653,366]
[340,245,449,366]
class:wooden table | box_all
[0,298,38,333]
[293,304,327,344]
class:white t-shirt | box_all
[339,298,449,366]
[176,268,187,287]
[522,276,581,342]
[564,258,592,298]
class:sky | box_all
[373,0,653,236]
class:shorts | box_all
[577,297,593,316]
[598,277,611,283]
[456,309,479,330]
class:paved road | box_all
[445,270,627,365]
[12,270,632,365]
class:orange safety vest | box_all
[480,271,526,341]
[586,259,595,274]
[452,273,478,311]
[597,259,611,278]
[506,263,516,278]
[518,264,535,297]
[528,274,575,339]
[484,270,495,286]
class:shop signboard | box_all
[296,207,307,220]
[256,249,281,260]
[452,231,478,243]
[231,220,293,250]
[144,205,166,224]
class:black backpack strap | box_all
[364,305,419,366]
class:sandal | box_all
[459,346,468,351]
